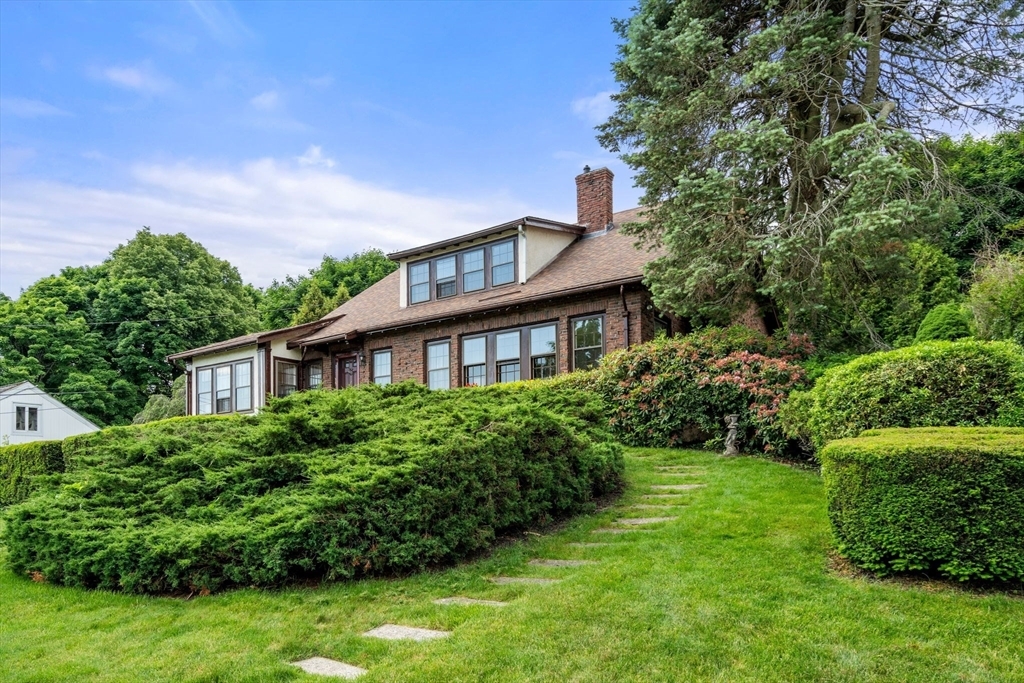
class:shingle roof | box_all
[301,208,657,344]
[167,315,344,362]
[0,381,30,395]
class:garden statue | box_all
[723,414,739,456]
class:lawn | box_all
[2,448,1022,682]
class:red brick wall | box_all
[575,167,614,233]
[325,285,654,388]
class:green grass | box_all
[2,448,1022,682]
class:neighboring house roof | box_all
[0,380,100,430]
[387,216,584,261]
[301,208,656,344]
[167,314,344,362]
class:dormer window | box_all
[408,238,516,305]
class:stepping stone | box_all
[591,528,652,534]
[528,559,598,568]
[433,597,508,607]
[487,576,561,585]
[568,542,609,548]
[651,484,705,491]
[643,494,689,499]
[656,472,703,477]
[629,504,684,510]
[655,465,702,470]
[362,624,451,641]
[616,517,676,525]
[291,657,367,679]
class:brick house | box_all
[169,168,680,416]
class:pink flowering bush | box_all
[594,327,812,453]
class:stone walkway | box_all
[291,452,708,679]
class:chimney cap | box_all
[583,165,591,173]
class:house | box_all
[0,381,100,445]
[169,167,681,416]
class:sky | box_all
[0,0,637,296]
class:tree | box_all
[290,285,330,325]
[260,248,396,329]
[133,374,187,424]
[937,131,1024,273]
[968,251,1024,344]
[599,0,1024,340]
[0,229,259,425]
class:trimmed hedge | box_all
[803,340,1024,449]
[0,440,64,506]
[821,427,1024,582]
[1,382,622,594]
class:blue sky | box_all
[0,0,636,295]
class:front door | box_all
[337,355,359,388]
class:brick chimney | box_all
[575,166,614,233]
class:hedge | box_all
[821,427,1024,582]
[1,382,622,594]
[802,340,1024,449]
[0,440,64,506]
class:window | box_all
[197,361,252,414]
[277,361,298,397]
[491,241,515,286]
[215,366,232,413]
[426,341,450,390]
[436,256,457,299]
[573,316,604,370]
[373,350,392,386]
[530,325,557,379]
[462,336,487,386]
[409,262,430,304]
[197,368,213,415]
[305,360,323,390]
[14,405,39,433]
[235,362,252,411]
[463,248,485,292]
[495,330,520,382]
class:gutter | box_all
[301,276,644,346]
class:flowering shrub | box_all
[593,327,813,453]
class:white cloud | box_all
[250,90,279,110]
[0,154,533,296]
[188,0,255,46]
[296,145,334,168]
[571,91,615,125]
[94,64,172,93]
[0,97,70,118]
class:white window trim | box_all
[12,403,41,433]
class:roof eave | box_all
[167,314,344,362]
[300,275,644,346]
[386,216,583,261]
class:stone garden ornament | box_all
[723,414,740,456]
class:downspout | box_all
[620,284,630,347]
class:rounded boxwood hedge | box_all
[804,340,1024,449]
[821,427,1024,582]
[1,382,622,594]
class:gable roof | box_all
[167,314,344,362]
[0,380,100,430]
[300,208,656,344]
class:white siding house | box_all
[0,381,100,445]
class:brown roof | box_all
[167,315,344,362]
[301,208,657,344]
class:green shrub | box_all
[0,441,64,506]
[821,427,1024,582]
[914,303,971,342]
[968,253,1024,346]
[803,340,1024,449]
[592,326,813,453]
[1,382,622,594]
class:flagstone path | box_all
[292,657,367,679]
[363,624,451,641]
[433,597,509,607]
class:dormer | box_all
[388,166,616,308]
